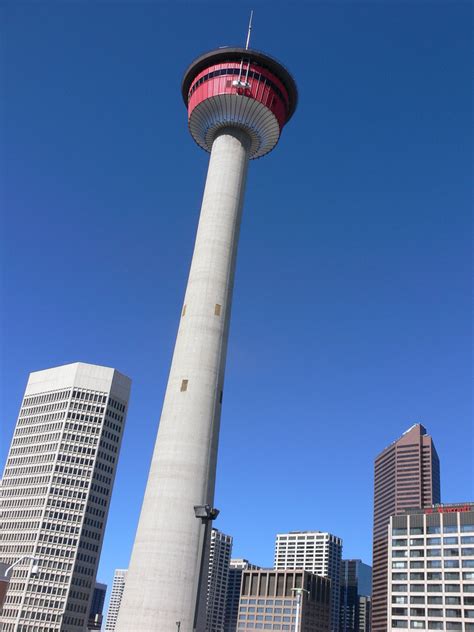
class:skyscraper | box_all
[224,559,260,632]
[104,569,127,632]
[0,362,131,631]
[117,42,297,632]
[88,582,107,630]
[339,560,372,632]
[372,424,440,632]
[275,531,343,632]
[206,529,233,632]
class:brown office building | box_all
[237,569,331,631]
[372,423,440,632]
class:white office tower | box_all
[224,559,260,632]
[206,529,233,632]
[274,531,343,632]
[104,569,127,631]
[388,504,474,632]
[0,363,131,632]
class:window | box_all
[410,622,425,629]
[392,608,408,616]
[444,537,458,545]
[394,529,408,536]
[427,549,441,557]
[392,621,408,628]
[410,597,425,604]
[410,527,424,535]
[427,609,442,617]
[443,525,458,534]
[426,560,441,568]
[427,526,441,534]
[445,597,461,605]
[445,560,460,568]
[427,538,441,545]
[427,596,443,604]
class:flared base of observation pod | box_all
[188,93,280,159]
[182,47,298,160]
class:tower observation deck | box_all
[116,45,297,632]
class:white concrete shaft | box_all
[116,127,251,632]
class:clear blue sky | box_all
[1,0,472,619]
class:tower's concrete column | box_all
[116,127,250,632]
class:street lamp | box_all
[291,587,309,632]
[193,505,219,630]
[2,555,39,578]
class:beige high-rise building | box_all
[0,362,131,631]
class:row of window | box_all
[188,66,288,109]
[392,607,474,617]
[394,526,474,536]
[393,550,474,558]
[392,622,474,630]
[392,582,474,592]
[394,538,474,546]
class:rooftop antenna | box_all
[245,10,254,50]
[235,11,254,88]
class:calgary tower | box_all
[117,23,297,632]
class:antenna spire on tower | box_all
[245,10,254,50]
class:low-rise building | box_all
[237,568,331,631]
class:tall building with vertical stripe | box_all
[0,363,131,631]
[371,424,440,632]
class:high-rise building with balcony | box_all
[207,528,233,632]
[387,503,474,631]
[104,569,127,631]
[0,362,131,632]
[274,531,343,632]
[372,424,441,632]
